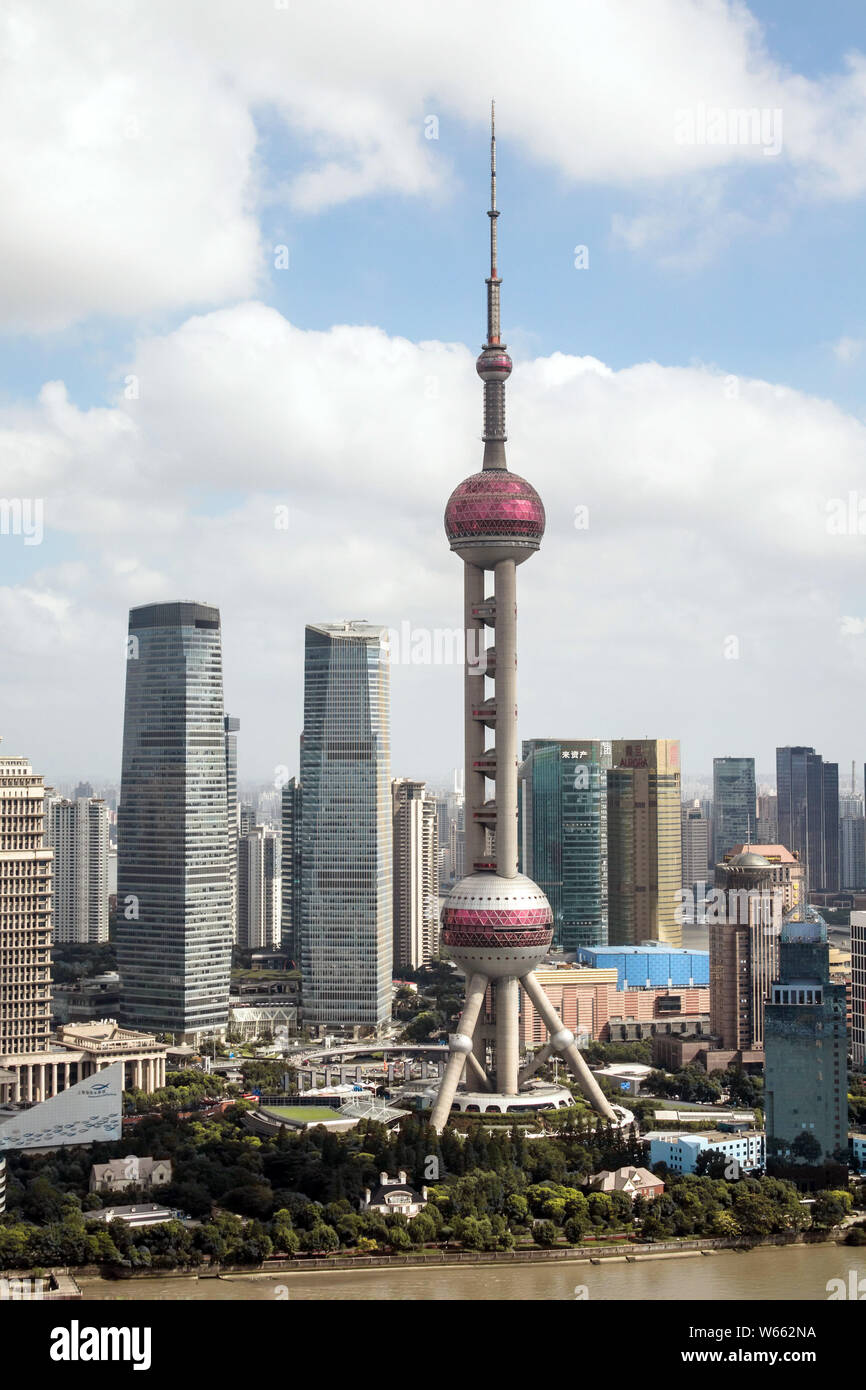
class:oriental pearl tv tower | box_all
[429,107,617,1131]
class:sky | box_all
[3,0,866,791]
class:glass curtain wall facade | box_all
[300,623,392,1029]
[776,746,839,892]
[519,738,610,951]
[712,757,756,864]
[117,602,232,1040]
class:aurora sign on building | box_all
[0,1062,123,1152]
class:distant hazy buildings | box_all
[765,904,848,1173]
[300,622,392,1030]
[712,757,756,865]
[681,800,710,894]
[776,746,839,892]
[117,602,232,1042]
[237,825,279,950]
[607,739,682,947]
[519,738,611,951]
[45,796,110,945]
[0,751,53,1054]
[391,779,439,971]
[756,793,778,846]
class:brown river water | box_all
[76,1243,866,1301]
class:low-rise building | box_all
[88,1203,183,1227]
[850,1133,866,1171]
[360,1170,428,1218]
[645,1129,765,1175]
[590,1063,654,1096]
[90,1155,172,1194]
[589,1166,664,1200]
[0,1020,168,1104]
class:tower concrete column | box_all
[430,973,488,1130]
[465,563,487,870]
[493,558,518,878]
[494,976,519,1093]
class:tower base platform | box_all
[422,1083,576,1118]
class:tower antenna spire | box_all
[478,99,510,469]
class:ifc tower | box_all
[429,108,618,1130]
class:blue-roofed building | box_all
[575,942,709,990]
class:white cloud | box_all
[3,302,866,779]
[5,1,866,327]
[833,336,863,363]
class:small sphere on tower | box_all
[476,348,512,383]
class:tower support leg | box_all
[430,973,488,1131]
[518,1040,553,1086]
[520,971,616,1120]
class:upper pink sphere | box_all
[476,349,513,383]
[444,470,546,545]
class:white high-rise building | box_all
[0,749,53,1054]
[45,796,110,944]
[237,826,280,950]
[852,912,866,1070]
[392,779,439,971]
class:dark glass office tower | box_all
[519,739,610,951]
[117,602,232,1040]
[300,622,392,1030]
[776,746,839,891]
[712,756,756,865]
[765,903,848,1180]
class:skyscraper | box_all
[840,811,866,890]
[117,602,232,1041]
[519,739,610,951]
[392,779,439,971]
[237,825,279,950]
[429,110,615,1130]
[300,621,392,1030]
[224,715,240,942]
[764,902,848,1175]
[681,799,710,894]
[756,792,778,845]
[280,776,302,964]
[851,911,866,1070]
[709,850,782,1051]
[712,756,756,864]
[776,746,839,892]
[607,739,682,948]
[0,749,52,1054]
[45,795,110,944]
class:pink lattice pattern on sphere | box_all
[444,471,545,541]
[442,906,553,928]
